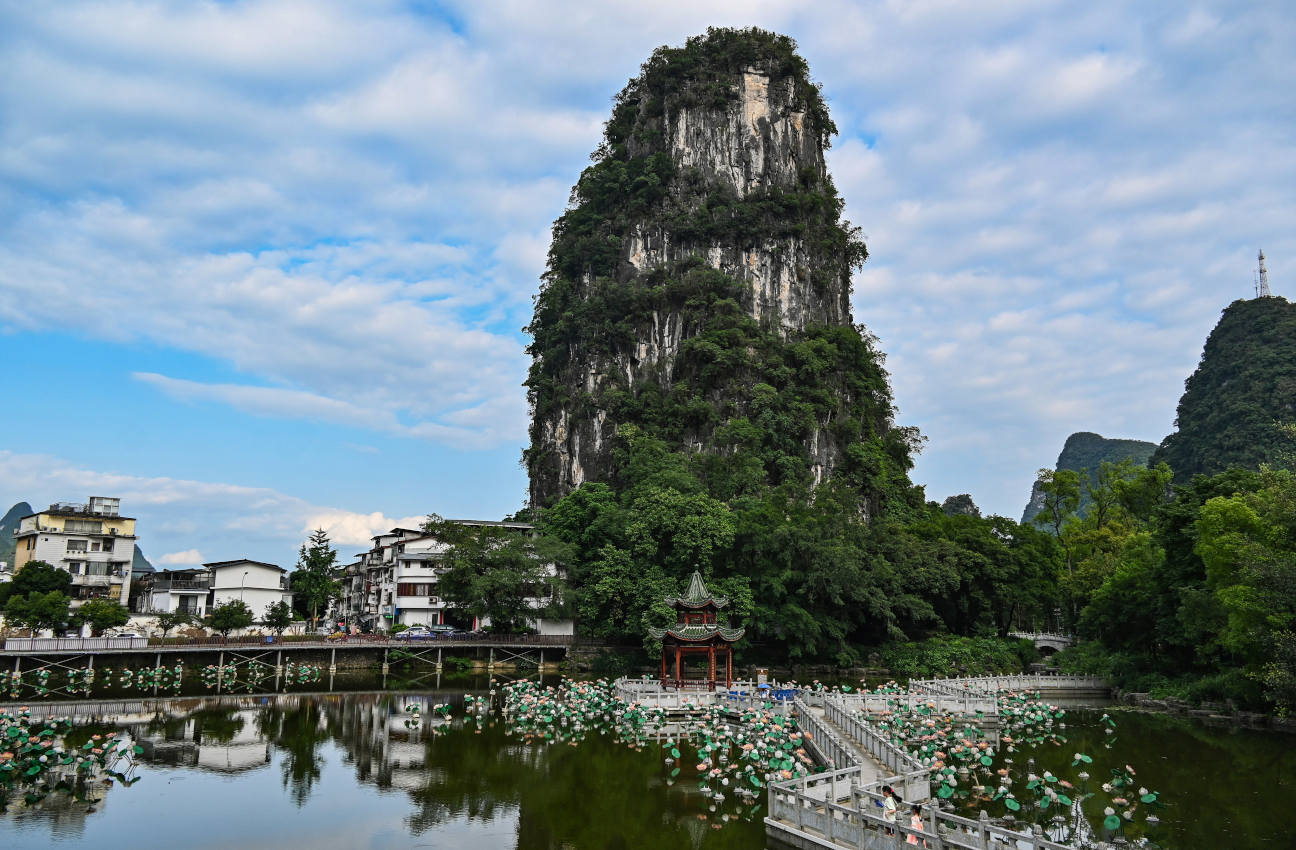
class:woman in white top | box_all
[881,785,898,834]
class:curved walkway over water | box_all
[765,674,1111,850]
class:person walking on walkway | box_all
[881,785,898,834]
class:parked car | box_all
[110,631,144,639]
[394,625,434,640]
[428,624,462,637]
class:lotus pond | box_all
[0,678,1292,849]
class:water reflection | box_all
[8,688,1291,850]
[3,687,768,849]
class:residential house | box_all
[140,568,211,616]
[204,559,292,620]
[11,497,136,607]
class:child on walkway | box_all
[907,803,926,846]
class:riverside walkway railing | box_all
[2,633,580,654]
[910,673,1108,695]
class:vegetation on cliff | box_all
[1151,297,1296,481]
[508,29,1062,665]
[525,27,907,511]
[1021,432,1156,524]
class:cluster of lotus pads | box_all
[0,707,140,808]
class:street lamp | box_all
[241,571,249,603]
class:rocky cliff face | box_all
[526,29,913,510]
[1021,432,1156,524]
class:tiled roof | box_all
[665,570,729,609]
[647,623,745,642]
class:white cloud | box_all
[0,450,432,567]
[158,549,205,565]
[1,0,1294,523]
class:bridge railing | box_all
[823,695,929,788]
[793,697,862,770]
[768,771,1071,850]
[910,673,1108,695]
[832,690,999,717]
[2,633,580,653]
[4,637,149,652]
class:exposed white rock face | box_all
[528,52,865,508]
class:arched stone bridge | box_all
[1008,631,1075,653]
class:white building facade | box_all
[204,559,292,620]
[11,497,136,607]
[142,568,211,616]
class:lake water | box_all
[1,679,1293,849]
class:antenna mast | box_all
[1257,249,1271,298]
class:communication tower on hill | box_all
[1256,249,1272,298]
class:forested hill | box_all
[519,29,1052,666]
[524,27,918,516]
[0,501,32,566]
[1021,433,1155,524]
[1151,297,1296,481]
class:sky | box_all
[1,1,1292,570]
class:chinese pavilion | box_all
[648,571,745,690]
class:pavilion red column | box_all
[661,647,667,685]
[726,650,732,688]
[674,647,680,689]
[708,645,716,690]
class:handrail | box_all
[2,633,580,653]
[792,696,862,770]
[768,764,1071,850]
[822,695,926,778]
[909,673,1108,696]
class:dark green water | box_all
[1,687,1293,849]
[1015,708,1296,849]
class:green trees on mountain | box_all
[1151,297,1296,481]
[520,426,1061,664]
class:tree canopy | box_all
[291,529,340,626]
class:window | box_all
[65,519,102,534]
[90,539,114,553]
[68,562,83,574]
[67,539,88,553]
[397,583,434,597]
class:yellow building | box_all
[13,496,137,607]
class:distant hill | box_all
[1151,297,1296,481]
[0,501,33,567]
[131,544,155,575]
[1022,433,1157,524]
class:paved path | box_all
[807,705,887,791]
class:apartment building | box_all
[340,520,572,635]
[12,496,135,607]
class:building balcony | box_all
[394,595,441,608]
[71,574,118,587]
[153,580,210,592]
